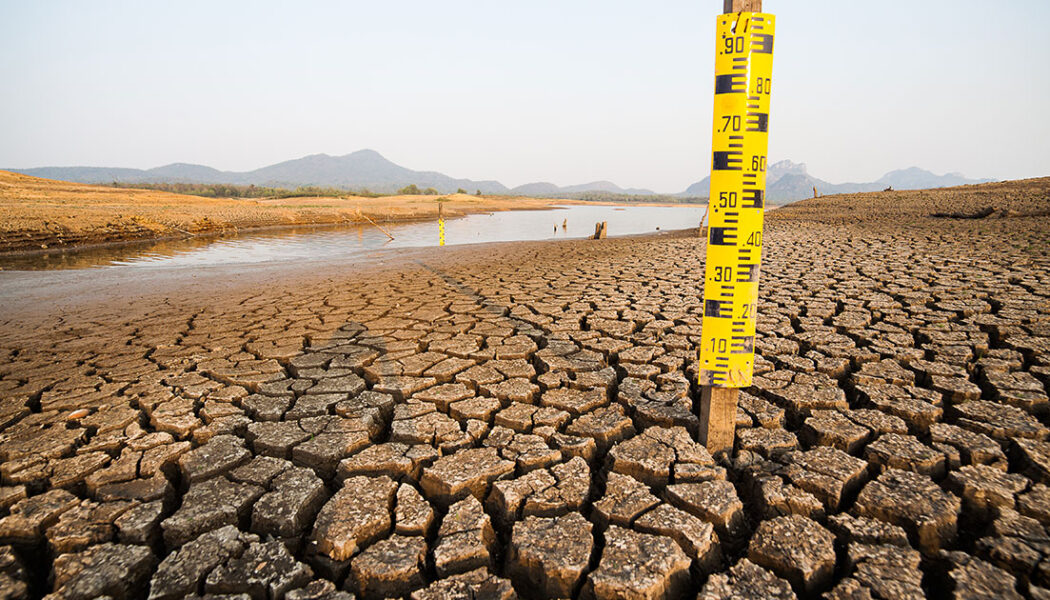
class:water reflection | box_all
[0,204,707,271]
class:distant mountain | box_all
[558,181,655,195]
[679,160,994,204]
[509,182,563,196]
[9,151,994,201]
[875,167,989,190]
[10,150,662,197]
[11,150,511,195]
[146,163,231,182]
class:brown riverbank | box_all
[0,170,571,254]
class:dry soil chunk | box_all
[148,525,258,600]
[747,515,836,595]
[286,579,354,600]
[585,526,691,600]
[948,464,1029,518]
[854,468,961,554]
[841,542,924,600]
[350,535,426,600]
[252,466,327,538]
[593,472,660,527]
[665,479,747,544]
[114,500,166,546]
[698,558,796,600]
[311,475,397,561]
[338,442,437,482]
[204,539,313,598]
[801,410,870,453]
[1019,484,1050,524]
[564,405,635,451]
[865,433,947,479]
[780,446,869,512]
[737,428,799,460]
[826,514,909,547]
[634,504,721,572]
[410,568,516,600]
[50,542,155,600]
[607,426,720,486]
[178,434,250,483]
[433,496,495,577]
[0,489,79,545]
[943,551,1023,600]
[930,422,1008,470]
[507,512,593,598]
[45,499,135,554]
[161,476,264,548]
[420,447,514,507]
[395,484,435,536]
[1012,438,1050,485]
[954,400,1049,442]
[247,421,311,459]
[487,457,591,524]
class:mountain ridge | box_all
[8,151,993,202]
[680,160,995,203]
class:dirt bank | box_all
[0,170,567,254]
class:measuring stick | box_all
[438,201,446,246]
[697,0,775,454]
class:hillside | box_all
[10,150,512,196]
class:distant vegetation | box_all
[105,182,383,199]
[568,191,706,204]
[100,181,706,204]
[397,184,441,195]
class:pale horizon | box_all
[2,0,1047,193]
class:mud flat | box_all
[0,178,1049,598]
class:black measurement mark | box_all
[742,189,764,208]
[709,227,738,245]
[704,299,732,318]
[736,263,760,282]
[731,335,755,354]
[752,33,774,54]
[712,151,742,171]
[715,74,746,94]
[746,112,769,132]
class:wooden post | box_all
[698,0,763,457]
[723,0,761,12]
[593,221,607,239]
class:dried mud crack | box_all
[1,178,1049,599]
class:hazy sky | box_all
[2,1,1047,193]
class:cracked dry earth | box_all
[1,179,1050,600]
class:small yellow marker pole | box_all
[698,0,775,456]
[438,201,446,246]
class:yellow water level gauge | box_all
[699,11,775,388]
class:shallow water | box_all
[0,204,706,271]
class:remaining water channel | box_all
[1,204,707,271]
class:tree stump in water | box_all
[593,222,607,239]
